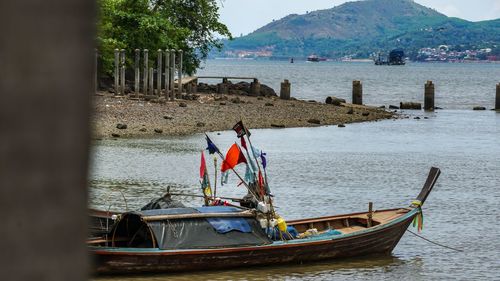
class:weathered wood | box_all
[424,80,435,110]
[415,167,441,205]
[148,67,154,96]
[352,80,362,105]
[367,202,373,227]
[400,102,422,110]
[120,49,125,95]
[496,83,500,110]
[156,49,162,96]
[250,79,261,96]
[94,48,98,94]
[143,49,149,95]
[169,50,175,101]
[177,50,183,97]
[134,49,140,96]
[280,79,291,100]
[114,49,119,95]
[164,49,170,99]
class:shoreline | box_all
[91,92,396,139]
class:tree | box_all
[97,0,231,76]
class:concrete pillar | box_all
[496,83,500,110]
[114,49,119,95]
[164,49,170,99]
[352,80,362,105]
[120,49,125,95]
[280,79,291,100]
[177,50,183,97]
[222,77,228,84]
[143,49,149,95]
[170,50,175,101]
[250,78,261,96]
[134,49,140,96]
[94,48,98,94]
[0,0,92,279]
[424,80,435,111]
[149,67,154,96]
[156,49,162,96]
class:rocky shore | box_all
[91,88,395,139]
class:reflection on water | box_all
[90,110,500,280]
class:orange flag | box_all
[221,144,247,172]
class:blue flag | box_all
[205,134,219,154]
[260,151,267,169]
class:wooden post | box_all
[424,80,435,111]
[352,80,362,105]
[120,49,126,96]
[164,49,170,99]
[149,67,154,97]
[114,49,119,95]
[496,83,500,110]
[280,79,291,100]
[178,50,183,97]
[156,49,162,96]
[251,78,261,96]
[143,49,149,95]
[94,48,98,94]
[134,49,140,97]
[170,50,175,100]
[367,202,373,228]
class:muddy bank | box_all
[91,92,395,139]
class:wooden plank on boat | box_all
[141,211,255,222]
[415,167,441,205]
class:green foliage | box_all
[97,0,231,76]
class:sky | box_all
[217,0,500,36]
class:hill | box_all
[222,0,500,59]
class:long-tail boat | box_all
[89,167,440,275]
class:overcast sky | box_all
[218,0,500,36]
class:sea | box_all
[91,60,500,281]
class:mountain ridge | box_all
[222,0,500,59]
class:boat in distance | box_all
[89,167,441,275]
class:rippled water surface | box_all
[91,62,500,280]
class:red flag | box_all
[200,151,206,179]
[221,144,247,172]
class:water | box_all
[91,61,500,280]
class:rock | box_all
[231,97,241,104]
[260,84,277,97]
[108,88,115,94]
[111,133,120,138]
[389,105,399,109]
[257,97,263,100]
[362,112,370,116]
[325,96,346,106]
[473,106,486,110]
[271,124,285,128]
[378,105,386,109]
[308,100,316,103]
[265,102,274,106]
[139,128,147,132]
[163,115,173,120]
[154,129,163,134]
[346,108,354,114]
[196,122,205,127]
[307,119,321,125]
[400,102,422,110]
[414,116,421,120]
[179,102,187,108]
[424,117,429,119]
[158,97,167,104]
[338,124,346,128]
[435,106,443,110]
[219,102,226,105]
[116,123,127,130]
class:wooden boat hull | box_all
[92,209,416,274]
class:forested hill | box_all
[222,0,500,59]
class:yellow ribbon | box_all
[411,200,424,232]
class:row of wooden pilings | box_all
[351,80,500,110]
[94,49,186,100]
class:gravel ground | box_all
[91,92,395,139]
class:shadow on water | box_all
[94,254,422,281]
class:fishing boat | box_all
[89,166,440,274]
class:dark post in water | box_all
[496,83,500,111]
[280,79,291,100]
[424,81,435,111]
[352,80,362,105]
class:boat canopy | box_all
[110,206,272,250]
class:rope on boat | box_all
[406,229,463,252]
